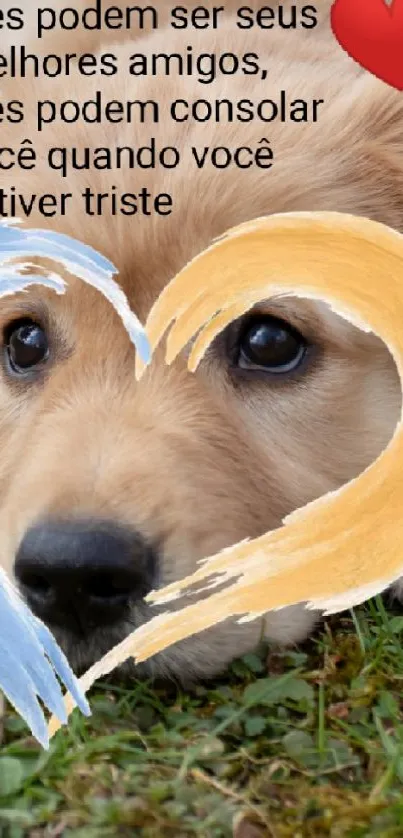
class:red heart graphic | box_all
[331,0,403,91]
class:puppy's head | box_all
[0,280,399,680]
[1,27,403,680]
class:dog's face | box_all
[0,277,399,679]
[1,21,403,680]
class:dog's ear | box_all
[344,78,403,231]
[309,74,403,233]
[356,77,403,150]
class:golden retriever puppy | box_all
[0,3,402,680]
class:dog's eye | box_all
[5,320,49,373]
[237,316,307,373]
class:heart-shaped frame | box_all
[50,210,403,733]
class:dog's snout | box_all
[14,519,156,632]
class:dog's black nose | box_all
[14,519,156,633]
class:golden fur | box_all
[0,1,402,679]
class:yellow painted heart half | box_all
[49,210,403,735]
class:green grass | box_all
[2,597,403,837]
